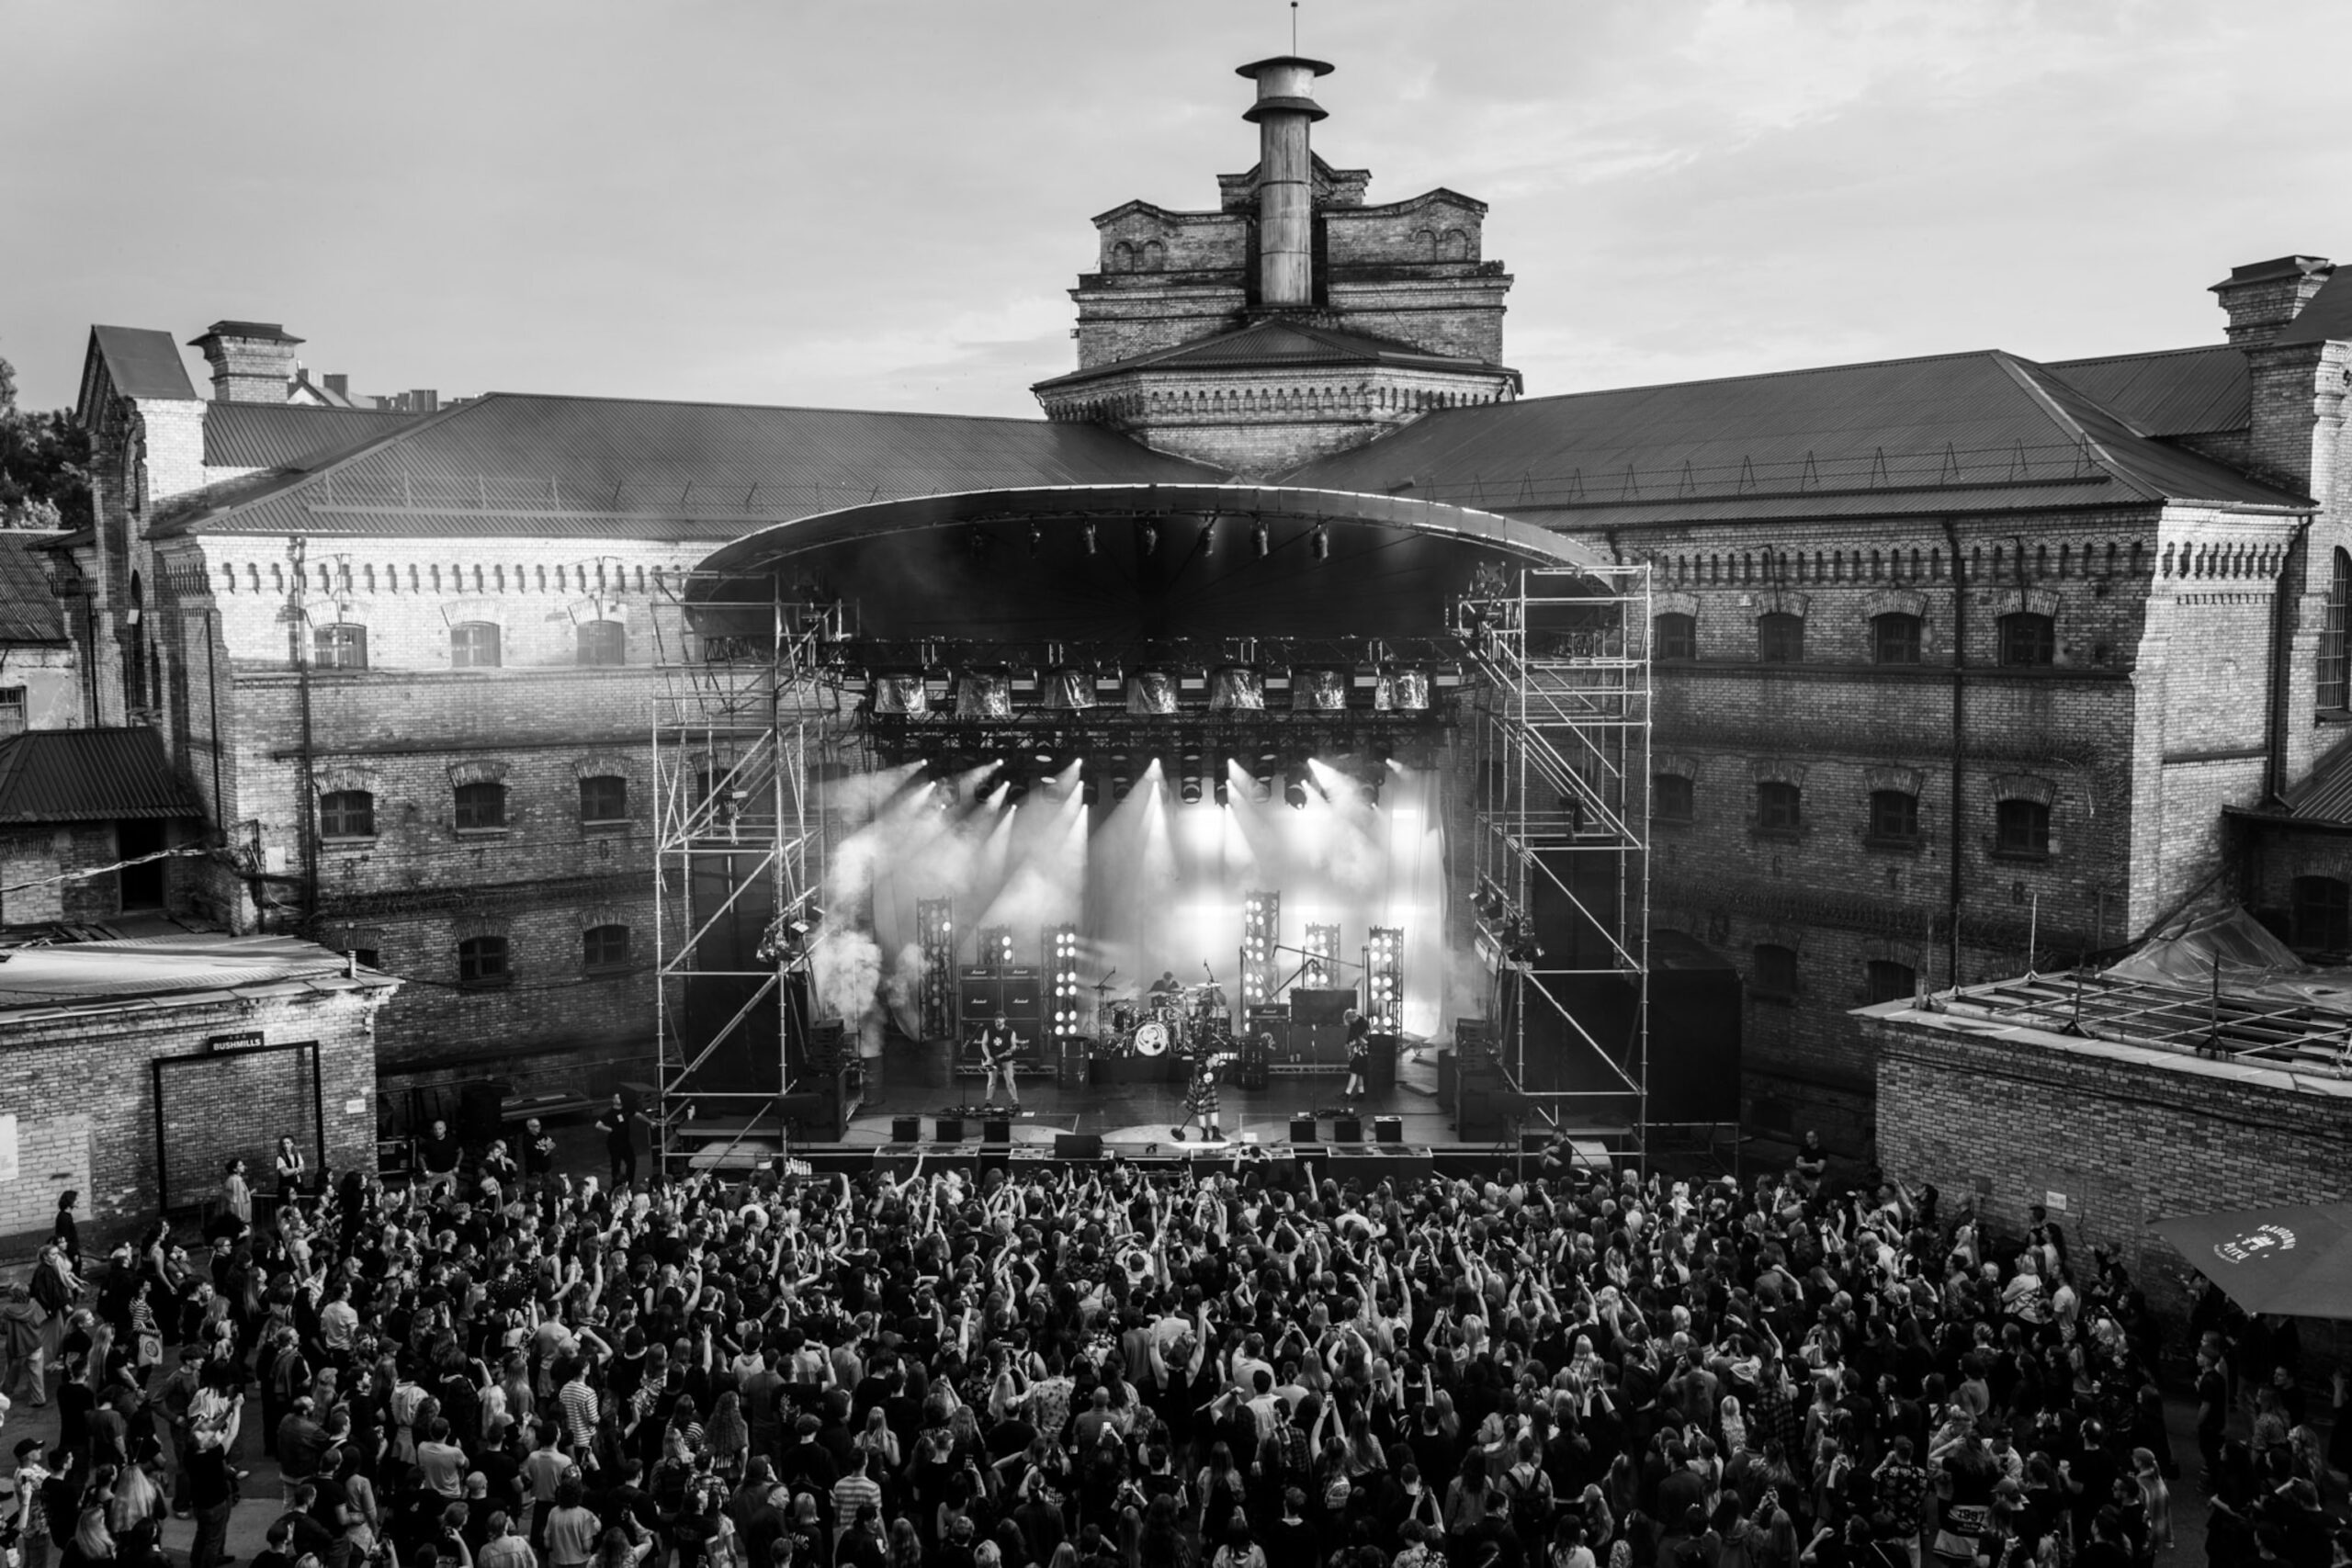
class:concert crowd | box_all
[4,1126,2348,1568]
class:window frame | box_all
[1996,612,2056,669]
[449,621,503,670]
[1651,773,1695,824]
[457,934,511,988]
[582,923,633,973]
[1871,613,1923,666]
[1864,788,1920,850]
[0,684,26,737]
[2321,549,2350,713]
[1865,959,1917,1006]
[319,788,378,841]
[1757,612,1804,664]
[1992,797,2052,860]
[579,774,630,827]
[1653,613,1698,662]
[1752,942,1799,1004]
[2290,874,2352,953]
[1754,780,1804,839]
[453,780,509,833]
[575,619,628,668]
[314,623,369,671]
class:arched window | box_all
[1752,943,1799,1002]
[457,934,511,988]
[2319,548,2350,711]
[579,775,628,824]
[1652,773,1694,823]
[1865,959,1917,1005]
[1755,781,1803,835]
[453,780,507,832]
[576,620,628,667]
[314,624,368,670]
[319,790,376,840]
[1867,790,1919,846]
[1871,613,1922,665]
[582,924,632,972]
[1995,797,2051,858]
[1757,612,1804,662]
[1997,612,2055,667]
[2291,875,2352,953]
[1653,613,1697,661]
[450,622,502,669]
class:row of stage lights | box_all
[872,665,1437,719]
[975,516,1329,564]
[927,751,1391,809]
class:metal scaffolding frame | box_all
[648,575,844,1174]
[1464,562,1654,1162]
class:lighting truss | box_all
[1242,891,1280,1008]
[916,898,956,1041]
[1303,921,1340,990]
[1048,924,1081,1041]
[1367,926,1404,1032]
[978,924,1015,973]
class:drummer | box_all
[1148,970,1183,1004]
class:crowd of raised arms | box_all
[5,1134,2349,1568]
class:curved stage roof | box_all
[690,483,1611,644]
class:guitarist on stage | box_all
[976,1011,1023,1109]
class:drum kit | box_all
[1100,981,1235,1059]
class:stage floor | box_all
[844,1037,1457,1150]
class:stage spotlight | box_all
[1254,519,1270,558]
[1080,773,1102,807]
[1028,523,1043,558]
[1201,519,1216,556]
[1312,524,1329,561]
[1214,763,1232,807]
[1003,775,1030,807]
[1083,522,1099,556]
[1139,521,1159,556]
[1180,749,1204,805]
[1284,765,1311,810]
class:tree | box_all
[0,355,92,530]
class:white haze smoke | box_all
[809,927,886,1055]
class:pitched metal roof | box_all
[85,325,198,402]
[2277,732,2352,822]
[0,536,67,645]
[1035,316,1507,391]
[0,728,205,824]
[2045,344,2248,437]
[1282,348,2308,524]
[202,400,420,469]
[149,391,1223,541]
[2275,268,2352,346]
[0,932,391,1016]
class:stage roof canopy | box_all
[690,483,1614,643]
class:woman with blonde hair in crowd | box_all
[107,1456,167,1568]
[59,1504,117,1568]
[2130,1449,2172,1560]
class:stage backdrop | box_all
[835,761,1451,1046]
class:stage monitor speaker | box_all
[983,1117,1012,1143]
[1291,987,1357,1023]
[1365,1032,1400,1091]
[1333,1116,1363,1143]
[936,1117,965,1142]
[457,1080,505,1144]
[1055,1133,1102,1159]
[1373,1115,1403,1144]
[890,1115,922,1144]
[1289,1115,1318,1143]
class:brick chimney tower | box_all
[188,321,304,402]
[1236,55,1333,310]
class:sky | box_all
[6,0,2351,417]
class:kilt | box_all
[1184,1074,1220,1117]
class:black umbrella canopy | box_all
[2149,1201,2352,1320]
[689,483,1613,644]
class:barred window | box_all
[454,781,507,831]
[1758,613,1804,663]
[583,924,632,971]
[1871,613,1922,665]
[450,621,502,669]
[1997,612,2055,668]
[2320,549,2350,711]
[1652,774,1694,823]
[579,775,628,824]
[1995,797,2051,857]
[2291,875,2351,953]
[1654,613,1697,661]
[319,789,376,839]
[314,624,369,670]
[1756,781,1803,834]
[458,935,510,987]
[1867,789,1919,844]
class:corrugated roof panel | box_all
[153,393,1224,541]
[2045,345,2248,436]
[2282,733,2352,822]
[0,536,67,645]
[0,933,379,1010]
[2274,269,2352,346]
[202,402,420,469]
[0,728,206,824]
[1284,348,2304,515]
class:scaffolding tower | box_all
[648,574,845,1175]
[1464,561,1653,1164]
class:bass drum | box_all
[1131,1021,1171,1056]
